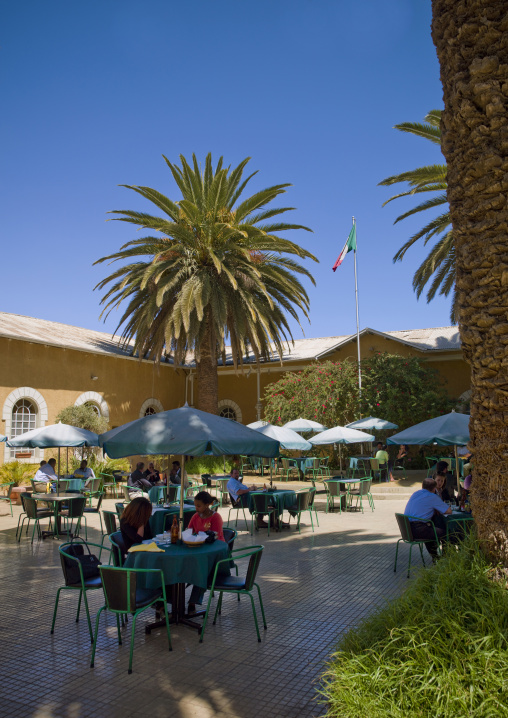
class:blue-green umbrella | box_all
[253,423,312,451]
[386,412,469,447]
[283,418,327,433]
[0,434,6,442]
[247,420,269,429]
[346,416,398,431]
[100,406,279,459]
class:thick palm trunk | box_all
[431,1,508,561]
[196,321,218,414]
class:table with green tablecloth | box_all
[149,504,195,534]
[148,485,183,504]
[246,489,296,515]
[445,511,474,540]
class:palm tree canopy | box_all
[379,110,457,322]
[94,153,318,370]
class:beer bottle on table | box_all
[171,516,179,544]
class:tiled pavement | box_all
[0,490,413,718]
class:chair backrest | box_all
[1,482,14,498]
[250,493,271,513]
[122,486,131,502]
[20,491,31,511]
[103,510,118,535]
[320,457,329,467]
[222,528,237,551]
[358,479,372,495]
[356,459,371,472]
[295,489,313,510]
[165,485,179,503]
[281,459,293,470]
[57,479,71,490]
[24,496,40,519]
[326,480,342,497]
[163,509,193,532]
[109,530,127,566]
[201,474,212,486]
[59,540,100,586]
[311,458,320,470]
[31,479,49,492]
[244,547,264,591]
[395,513,415,542]
[65,496,87,518]
[370,459,379,470]
[99,566,138,613]
[217,479,229,492]
[87,478,102,493]
[115,502,125,518]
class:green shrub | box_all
[0,461,39,486]
[185,456,235,475]
[321,537,508,717]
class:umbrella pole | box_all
[339,444,343,475]
[179,454,185,540]
[454,445,461,496]
[66,447,69,474]
[270,462,273,489]
[57,448,61,494]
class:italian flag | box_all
[332,225,356,272]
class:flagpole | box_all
[352,216,362,412]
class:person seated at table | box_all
[434,471,454,503]
[73,459,95,483]
[129,462,153,492]
[389,444,409,481]
[188,491,224,540]
[374,444,389,481]
[404,477,452,559]
[34,458,58,490]
[143,462,161,485]
[169,461,189,490]
[433,460,456,499]
[119,496,154,555]
[227,468,271,528]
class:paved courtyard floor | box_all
[0,488,415,718]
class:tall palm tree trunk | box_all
[196,320,219,414]
[432,0,508,562]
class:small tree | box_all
[360,353,454,429]
[56,404,109,434]
[263,360,360,428]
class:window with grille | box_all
[219,407,237,421]
[85,402,101,416]
[11,399,37,458]
[144,407,156,416]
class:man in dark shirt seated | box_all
[143,462,161,485]
[129,462,152,492]
[404,477,452,558]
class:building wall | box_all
[0,337,186,463]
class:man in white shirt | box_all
[34,458,57,490]
[73,459,95,482]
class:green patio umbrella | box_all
[7,422,100,492]
[387,411,470,491]
[346,416,398,431]
[309,426,375,472]
[99,405,280,534]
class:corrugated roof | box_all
[0,312,461,366]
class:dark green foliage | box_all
[321,538,508,717]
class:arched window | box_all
[74,392,110,420]
[11,399,37,459]
[139,398,164,418]
[144,406,156,417]
[219,406,237,421]
[85,401,101,417]
[218,399,242,423]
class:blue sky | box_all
[1,0,449,343]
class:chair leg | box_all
[128,612,138,674]
[90,605,105,668]
[419,543,426,567]
[255,583,267,630]
[407,544,413,578]
[51,587,63,634]
[309,509,314,533]
[213,592,224,623]
[199,589,215,643]
[76,590,82,622]
[163,601,172,651]
[81,589,94,643]
[116,613,122,644]
[394,539,401,573]
[248,592,262,642]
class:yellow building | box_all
[0,312,469,464]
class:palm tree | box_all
[379,110,457,321]
[94,153,317,414]
[431,1,507,562]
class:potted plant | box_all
[0,461,39,505]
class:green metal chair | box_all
[425,456,439,474]
[392,457,407,480]
[287,488,316,533]
[17,495,53,543]
[249,493,277,536]
[60,496,87,540]
[100,510,119,560]
[100,472,119,498]
[347,478,374,513]
[200,546,266,643]
[90,566,172,674]
[281,458,299,482]
[240,456,254,475]
[226,492,249,532]
[82,478,103,506]
[305,458,321,480]
[394,513,441,577]
[164,485,179,504]
[215,478,231,507]
[318,456,331,478]
[0,481,15,516]
[51,540,109,642]
[324,480,348,513]
[83,491,104,538]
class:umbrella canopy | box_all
[246,420,269,429]
[252,423,312,451]
[0,434,6,442]
[99,405,280,459]
[346,416,398,431]
[309,425,375,445]
[7,422,99,448]
[283,418,327,433]
[387,411,470,446]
